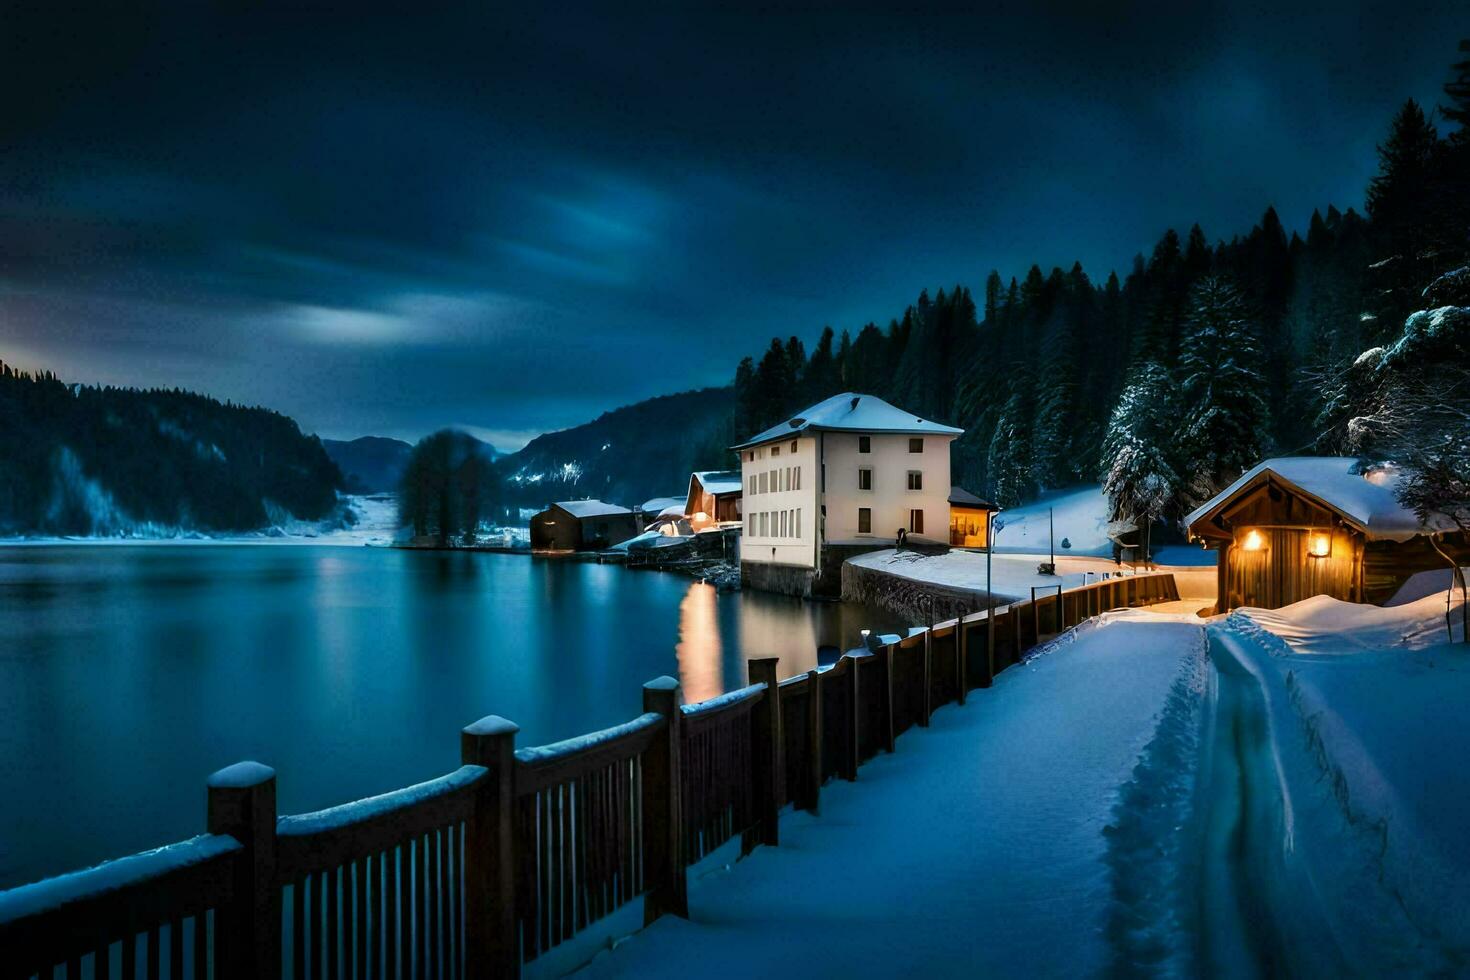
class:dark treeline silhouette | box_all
[0,363,344,534]
[398,429,500,545]
[732,42,1470,536]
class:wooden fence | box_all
[0,572,1180,979]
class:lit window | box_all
[1308,532,1331,558]
[907,470,922,491]
[858,436,871,453]
[1242,529,1265,551]
[909,509,924,534]
[859,468,872,490]
[909,438,924,453]
[858,507,872,534]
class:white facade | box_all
[735,393,961,570]
[739,434,820,566]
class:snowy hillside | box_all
[991,485,1117,556]
[497,387,734,510]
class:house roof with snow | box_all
[731,393,964,450]
[552,499,632,519]
[1185,456,1425,542]
[690,471,742,496]
[949,486,997,510]
[639,496,686,514]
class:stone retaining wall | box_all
[842,559,992,622]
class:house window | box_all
[858,468,872,490]
[858,436,871,453]
[746,451,754,462]
[909,509,924,534]
[781,511,788,537]
[858,508,872,534]
[909,438,924,453]
[790,440,798,453]
[907,470,922,491]
[794,467,801,490]
[795,508,801,538]
[760,512,769,537]
[759,472,767,494]
[772,445,781,457]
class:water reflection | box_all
[676,583,723,701]
[0,546,914,889]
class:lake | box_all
[0,545,909,890]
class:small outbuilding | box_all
[1186,456,1467,611]
[948,486,997,548]
[685,471,742,532]
[530,500,641,552]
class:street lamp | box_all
[986,514,1008,665]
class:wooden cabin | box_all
[948,486,997,548]
[1186,457,1467,611]
[685,471,742,532]
[530,500,640,552]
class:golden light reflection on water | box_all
[675,582,723,702]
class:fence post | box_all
[955,620,968,706]
[805,668,823,812]
[207,761,279,980]
[921,627,933,725]
[641,676,688,923]
[461,715,519,978]
[877,645,896,752]
[747,658,782,849]
[843,654,861,780]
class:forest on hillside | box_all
[730,42,1470,539]
[0,366,345,535]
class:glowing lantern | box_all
[1308,532,1332,558]
[1242,529,1266,552]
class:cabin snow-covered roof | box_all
[553,499,632,519]
[691,471,742,496]
[731,393,963,450]
[1185,456,1425,542]
[948,486,997,509]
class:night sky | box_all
[2,4,1465,449]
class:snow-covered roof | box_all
[691,470,742,496]
[1185,457,1424,542]
[731,393,963,450]
[949,486,997,509]
[639,496,685,514]
[553,499,632,519]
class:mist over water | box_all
[0,546,906,889]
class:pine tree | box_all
[1101,360,1179,564]
[1176,275,1270,507]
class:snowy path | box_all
[571,615,1206,979]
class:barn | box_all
[529,500,641,552]
[685,471,742,532]
[1186,456,1467,611]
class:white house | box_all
[732,392,963,596]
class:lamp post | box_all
[986,514,1008,665]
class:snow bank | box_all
[1234,588,1464,654]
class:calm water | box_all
[0,545,907,890]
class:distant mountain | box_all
[322,436,414,494]
[497,387,735,511]
[0,363,345,535]
[324,433,499,494]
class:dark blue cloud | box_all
[1,3,1465,446]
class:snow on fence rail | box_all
[0,573,1181,978]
